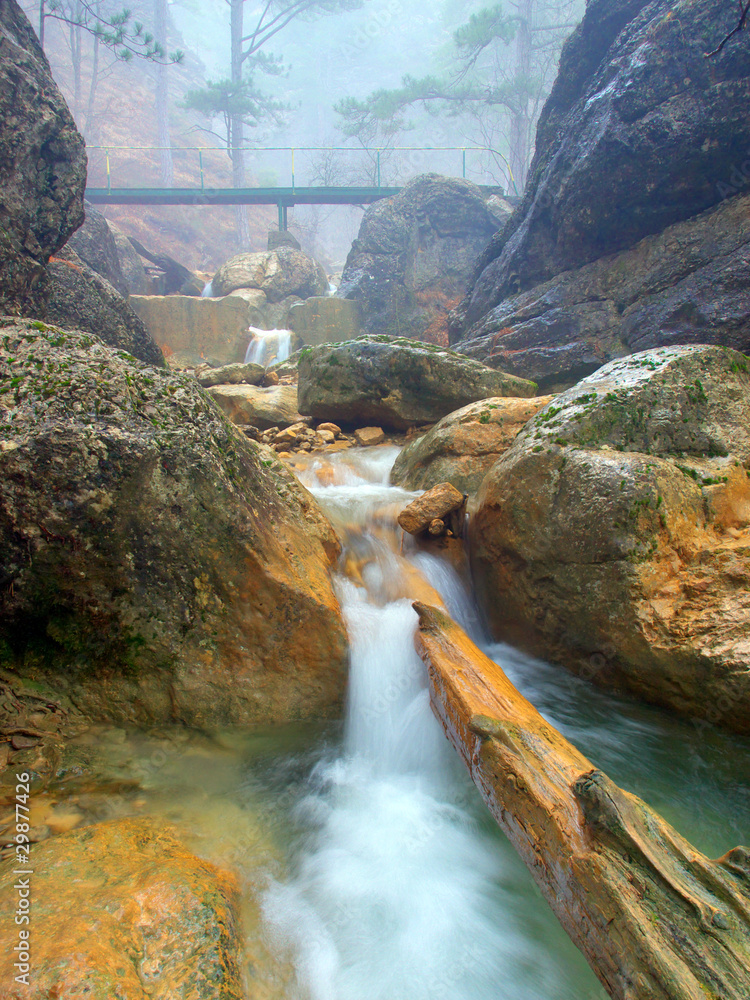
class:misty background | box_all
[22,0,584,272]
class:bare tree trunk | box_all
[230,0,250,246]
[84,1,100,142]
[414,601,750,1000]
[39,0,45,48]
[509,0,533,191]
[154,0,173,187]
[70,9,82,120]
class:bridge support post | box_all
[277,203,288,231]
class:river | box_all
[47,445,750,999]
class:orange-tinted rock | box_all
[0,818,243,999]
[398,483,465,535]
[354,426,385,447]
[391,395,555,495]
[470,346,750,732]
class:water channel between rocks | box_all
[37,446,750,1000]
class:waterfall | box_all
[261,448,568,1000]
[244,327,292,366]
[201,279,214,297]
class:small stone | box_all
[262,371,280,386]
[317,429,335,444]
[354,426,385,447]
[428,518,446,536]
[317,422,341,437]
[398,482,466,535]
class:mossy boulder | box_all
[0,319,347,726]
[297,335,536,431]
[470,345,750,732]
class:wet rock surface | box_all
[470,345,750,732]
[297,336,536,431]
[455,193,750,387]
[0,818,244,999]
[0,1,86,315]
[338,175,500,345]
[391,395,555,495]
[451,0,750,382]
[0,319,347,726]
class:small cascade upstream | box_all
[261,448,577,1000]
[201,279,214,297]
[245,327,292,366]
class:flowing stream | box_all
[44,446,750,1000]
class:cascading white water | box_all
[245,326,292,366]
[262,448,578,1000]
[201,279,214,297]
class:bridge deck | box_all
[85,186,402,207]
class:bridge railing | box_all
[85,145,518,196]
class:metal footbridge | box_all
[84,145,518,229]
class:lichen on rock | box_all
[0,319,347,726]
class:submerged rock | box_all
[338,174,500,345]
[297,336,536,431]
[0,320,347,726]
[0,818,244,999]
[47,246,165,367]
[206,382,303,429]
[212,247,328,302]
[470,345,750,732]
[0,1,86,315]
[391,395,555,495]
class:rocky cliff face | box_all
[451,0,750,383]
[0,320,348,726]
[338,175,501,346]
[0,1,87,315]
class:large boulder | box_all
[455,192,750,388]
[0,1,86,314]
[451,0,750,378]
[391,395,555,495]
[288,295,362,346]
[46,246,165,367]
[206,383,303,429]
[0,319,347,726]
[212,247,328,302]
[130,293,257,365]
[297,336,536,431]
[338,175,500,345]
[67,201,129,296]
[469,345,750,732]
[0,818,243,999]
